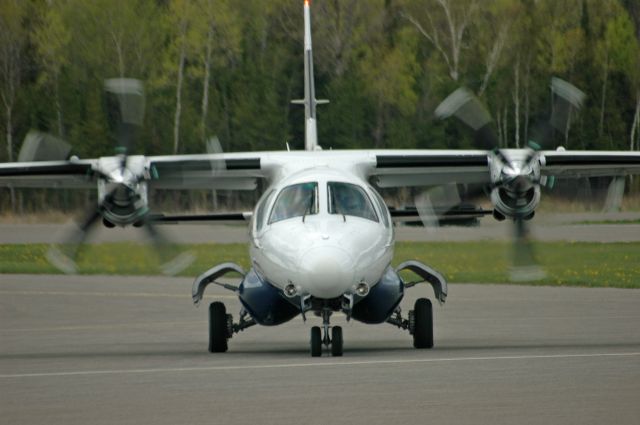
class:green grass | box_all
[0,242,638,288]
[572,219,640,225]
[394,242,640,288]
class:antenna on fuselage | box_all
[291,0,328,151]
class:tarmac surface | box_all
[1,274,639,425]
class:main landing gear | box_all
[208,301,256,353]
[208,298,433,354]
[387,298,434,349]
[310,308,343,357]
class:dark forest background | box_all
[1,0,639,214]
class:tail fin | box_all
[291,0,328,151]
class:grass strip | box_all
[572,219,640,225]
[0,242,638,288]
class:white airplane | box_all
[1,0,639,356]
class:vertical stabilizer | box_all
[292,0,328,151]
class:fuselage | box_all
[249,165,394,300]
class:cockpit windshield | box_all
[328,182,378,222]
[269,182,318,223]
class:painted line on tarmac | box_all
[0,290,236,300]
[0,320,202,333]
[1,351,639,379]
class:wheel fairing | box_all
[239,268,300,326]
[351,266,404,324]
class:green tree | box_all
[401,0,480,82]
[58,0,161,156]
[359,26,420,147]
[595,9,637,140]
[32,2,71,138]
[191,0,242,146]
[0,0,28,162]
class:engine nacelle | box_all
[96,156,150,227]
[487,149,543,220]
[490,184,540,220]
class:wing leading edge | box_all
[367,149,640,188]
[0,160,96,188]
[0,153,266,190]
[540,151,640,178]
[1,149,640,191]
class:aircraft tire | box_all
[310,326,322,357]
[413,298,433,349]
[331,326,343,357]
[209,301,229,353]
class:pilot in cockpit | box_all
[270,182,316,222]
[329,182,377,221]
[334,186,360,216]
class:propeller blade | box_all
[18,131,72,162]
[602,177,625,213]
[205,135,226,209]
[206,135,225,176]
[509,216,546,282]
[414,191,438,228]
[46,207,102,274]
[435,87,498,150]
[104,78,145,167]
[414,184,462,228]
[143,221,195,276]
[104,78,145,127]
[549,77,586,133]
[529,78,586,150]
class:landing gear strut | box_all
[386,298,434,349]
[208,302,256,353]
[310,308,343,357]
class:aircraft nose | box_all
[298,246,354,298]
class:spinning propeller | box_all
[40,78,194,275]
[422,78,591,281]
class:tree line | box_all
[1,0,639,212]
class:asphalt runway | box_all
[1,274,639,425]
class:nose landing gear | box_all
[310,308,343,357]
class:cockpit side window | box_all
[269,182,318,223]
[371,189,390,228]
[327,182,378,222]
[255,189,275,232]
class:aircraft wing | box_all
[540,150,640,178]
[147,153,267,190]
[367,149,491,187]
[2,149,640,191]
[0,153,269,190]
[366,149,640,187]
[0,159,97,188]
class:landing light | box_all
[355,282,370,297]
[284,283,297,298]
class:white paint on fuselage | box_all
[249,167,393,299]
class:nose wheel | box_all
[310,326,322,356]
[330,326,343,356]
[310,309,343,357]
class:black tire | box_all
[310,326,322,357]
[209,302,228,353]
[413,298,433,349]
[331,326,343,357]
